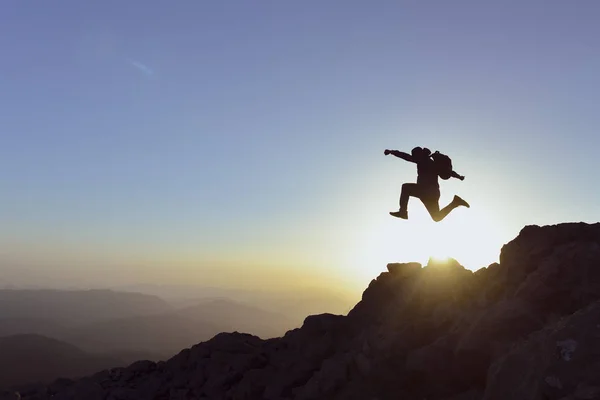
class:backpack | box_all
[431,151,453,180]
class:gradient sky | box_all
[1,1,599,293]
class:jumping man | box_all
[384,146,470,221]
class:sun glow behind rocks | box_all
[428,255,451,265]
[350,199,511,280]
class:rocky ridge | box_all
[3,222,600,400]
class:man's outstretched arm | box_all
[384,149,415,163]
[451,170,465,181]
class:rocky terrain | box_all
[3,222,600,400]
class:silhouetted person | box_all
[384,146,470,221]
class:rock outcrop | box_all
[3,222,600,400]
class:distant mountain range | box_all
[0,289,173,324]
[62,298,291,356]
[117,283,357,325]
[0,288,300,388]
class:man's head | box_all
[411,146,423,157]
[412,146,432,159]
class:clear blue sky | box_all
[1,1,599,291]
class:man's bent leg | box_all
[391,183,419,219]
[421,192,442,222]
[431,195,470,222]
[433,202,457,222]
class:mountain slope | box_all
[4,222,600,400]
[0,334,122,389]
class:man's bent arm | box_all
[451,170,465,180]
[385,150,415,163]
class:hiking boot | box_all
[453,195,470,208]
[390,209,408,219]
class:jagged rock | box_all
[353,352,370,376]
[405,334,458,395]
[53,379,104,400]
[500,223,600,291]
[8,222,600,400]
[296,352,353,399]
[453,298,545,387]
[514,241,600,315]
[300,313,346,338]
[386,261,422,277]
[484,299,600,400]
[0,392,21,400]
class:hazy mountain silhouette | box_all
[0,291,297,361]
[5,222,600,400]
[120,284,355,326]
[62,313,221,358]
[0,317,69,339]
[0,289,172,326]
[61,299,293,358]
[176,299,293,337]
[0,334,122,389]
